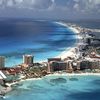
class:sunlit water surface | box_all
[5,75,100,100]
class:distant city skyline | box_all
[0,0,100,20]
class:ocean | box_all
[1,20,100,100]
[0,20,77,67]
[66,20,100,29]
[4,75,100,100]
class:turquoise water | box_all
[4,75,100,100]
[0,20,77,67]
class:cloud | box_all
[0,0,100,19]
[48,0,100,14]
[0,0,2,5]
[0,0,100,12]
[7,0,14,7]
[32,0,53,9]
[0,0,53,9]
[73,3,79,11]
[74,0,100,13]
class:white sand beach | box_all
[5,22,100,87]
[5,78,41,87]
[55,22,82,59]
[6,72,100,87]
[47,73,100,77]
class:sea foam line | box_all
[55,21,81,59]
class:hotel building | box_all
[47,58,61,72]
[47,58,74,72]
[23,55,34,65]
[50,61,68,72]
[0,56,5,68]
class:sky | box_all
[0,0,100,20]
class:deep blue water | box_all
[5,75,100,100]
[0,21,76,67]
[68,21,100,29]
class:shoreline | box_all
[4,22,85,87]
[6,73,100,87]
[47,73,100,76]
[5,21,81,66]
[35,21,81,62]
[55,22,81,59]
[5,21,80,66]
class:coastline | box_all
[4,21,80,66]
[6,73,100,87]
[47,73,100,76]
[2,21,100,95]
[55,22,81,59]
[4,22,84,87]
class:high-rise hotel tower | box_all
[23,55,34,65]
[0,56,5,68]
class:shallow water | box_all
[5,75,100,100]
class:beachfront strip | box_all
[0,22,100,96]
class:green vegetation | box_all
[23,65,48,78]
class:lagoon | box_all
[5,75,100,100]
